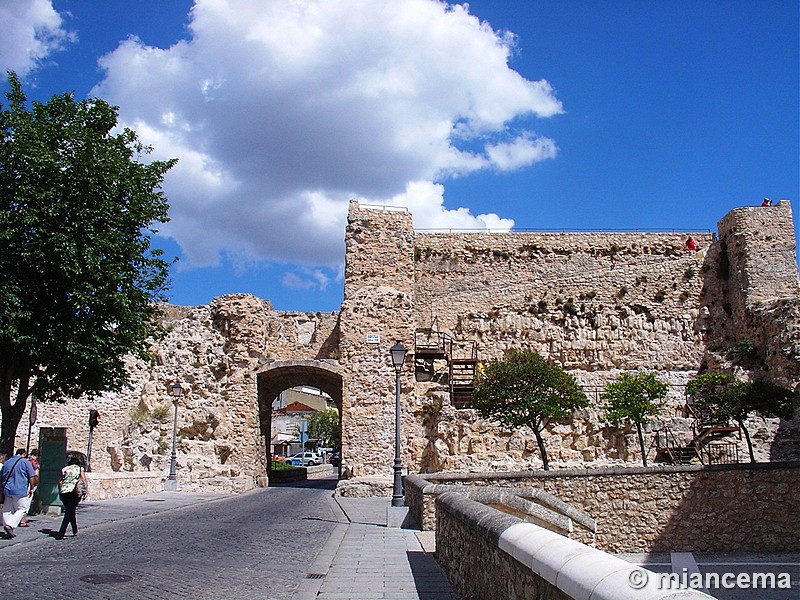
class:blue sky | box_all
[2,0,797,312]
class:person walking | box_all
[1,448,38,538]
[19,449,40,527]
[55,453,88,540]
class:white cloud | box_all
[282,268,330,290]
[90,0,563,290]
[486,134,559,172]
[387,181,515,231]
[0,0,74,77]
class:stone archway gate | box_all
[257,359,343,476]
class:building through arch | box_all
[257,359,343,481]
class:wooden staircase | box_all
[415,325,478,409]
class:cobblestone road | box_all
[0,478,341,600]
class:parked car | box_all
[284,452,322,466]
[330,451,340,467]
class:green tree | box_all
[0,72,177,456]
[306,408,340,450]
[686,373,795,463]
[472,349,588,470]
[601,371,668,467]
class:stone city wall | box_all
[342,200,800,479]
[338,203,417,479]
[17,294,339,493]
[413,230,710,370]
[11,201,800,496]
[408,462,800,553]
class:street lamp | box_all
[165,382,182,490]
[390,341,407,507]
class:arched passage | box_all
[256,359,343,483]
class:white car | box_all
[285,452,322,466]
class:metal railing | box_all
[703,442,739,465]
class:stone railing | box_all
[404,473,597,544]
[406,461,800,553]
[436,492,715,600]
[85,471,166,500]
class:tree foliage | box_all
[0,72,177,456]
[306,408,340,450]
[602,371,668,466]
[686,372,795,463]
[472,349,588,470]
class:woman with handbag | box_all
[55,453,88,540]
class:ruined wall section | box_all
[339,201,417,478]
[414,231,712,371]
[410,213,800,471]
[19,294,340,492]
[715,202,800,384]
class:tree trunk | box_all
[739,420,756,463]
[636,422,648,467]
[0,372,30,458]
[0,401,26,458]
[533,427,549,471]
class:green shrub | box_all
[129,406,150,425]
[738,339,758,360]
[151,404,171,422]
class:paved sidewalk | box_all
[293,497,456,600]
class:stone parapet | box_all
[435,492,714,600]
[409,462,800,553]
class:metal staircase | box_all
[654,404,740,465]
[415,323,478,409]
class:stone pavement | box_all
[292,497,456,600]
[0,490,230,547]
[3,491,456,600]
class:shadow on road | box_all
[269,475,338,491]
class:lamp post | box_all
[165,382,182,491]
[390,341,407,507]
